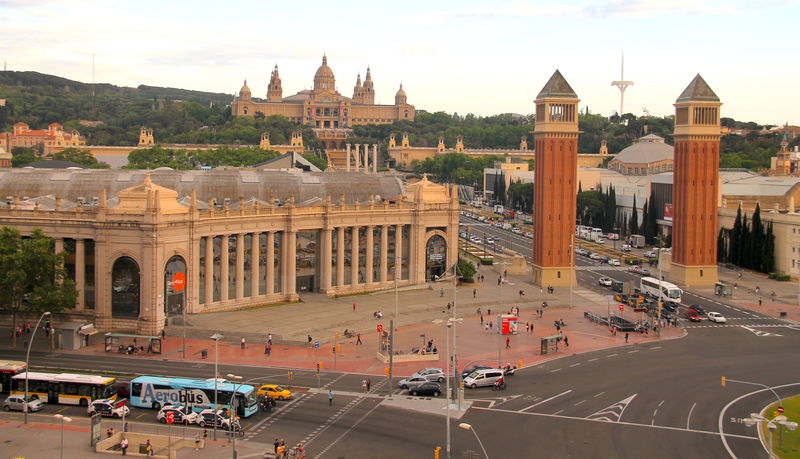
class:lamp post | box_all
[225,374,260,459]
[53,414,72,459]
[459,423,490,459]
[743,413,798,458]
[210,333,223,440]
[433,316,462,459]
[24,311,50,424]
[394,266,399,332]
[495,262,510,367]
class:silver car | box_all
[3,394,44,412]
[411,368,445,383]
[397,376,429,390]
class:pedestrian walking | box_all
[328,390,334,405]
[366,378,371,391]
[241,337,246,349]
[195,433,202,451]
[529,323,534,334]
[497,276,502,286]
[356,333,362,345]
[564,336,569,347]
[440,288,444,297]
[625,332,629,343]
[504,269,508,277]
[120,438,128,455]
[362,379,367,393]
[308,335,312,346]
[480,315,484,326]
[274,438,280,454]
[477,307,482,315]
[353,303,357,312]
[758,298,762,306]
[124,422,129,432]
[505,337,511,349]
[145,439,153,456]
[488,308,491,316]
[268,333,272,345]
[489,321,493,331]
[203,429,207,448]
[266,343,272,356]
[473,288,477,298]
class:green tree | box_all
[51,147,111,168]
[456,258,477,283]
[750,203,764,271]
[763,222,775,273]
[302,153,328,171]
[0,227,77,347]
[577,191,604,227]
[629,196,639,235]
[730,205,743,264]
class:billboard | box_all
[663,204,673,222]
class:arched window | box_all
[111,257,140,317]
[164,255,187,315]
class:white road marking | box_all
[520,390,573,412]
[593,392,605,398]
[658,400,665,408]
[627,350,639,354]
[550,368,562,373]
[606,354,618,358]
[587,394,637,422]
[686,402,696,430]
[574,400,586,406]
[588,358,599,362]
[553,409,564,415]
[569,363,581,367]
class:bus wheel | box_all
[79,398,88,407]
[152,402,161,410]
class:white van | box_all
[463,369,504,388]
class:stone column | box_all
[75,238,85,310]
[365,226,374,284]
[351,226,359,285]
[321,229,332,291]
[354,144,361,171]
[380,225,388,283]
[372,144,378,173]
[220,235,229,302]
[336,228,345,287]
[54,238,64,269]
[191,237,200,312]
[250,233,260,297]
[395,224,403,281]
[363,147,369,173]
[266,232,275,295]
[284,231,297,295]
[235,234,245,300]
[94,241,111,325]
[204,236,214,303]
[346,144,351,172]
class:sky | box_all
[1,0,798,125]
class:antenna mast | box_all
[610,51,634,117]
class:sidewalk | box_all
[53,268,683,377]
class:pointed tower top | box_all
[322,54,327,65]
[536,70,577,99]
[365,67,372,79]
[676,74,719,103]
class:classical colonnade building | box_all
[0,169,458,335]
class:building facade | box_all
[607,134,674,176]
[0,122,86,155]
[0,169,458,335]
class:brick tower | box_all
[531,70,579,287]
[670,74,721,286]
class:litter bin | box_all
[780,312,787,318]
[201,349,208,359]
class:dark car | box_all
[688,304,705,315]
[461,365,492,379]
[662,301,679,312]
[409,382,442,397]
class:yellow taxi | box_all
[257,384,293,400]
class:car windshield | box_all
[467,371,479,379]
[244,389,257,407]
[667,289,681,299]
[272,386,284,392]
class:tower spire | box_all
[611,51,634,117]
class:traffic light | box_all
[384,367,390,376]
[434,446,442,459]
[721,376,726,387]
[287,371,294,381]
[316,362,321,372]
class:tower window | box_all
[676,107,688,125]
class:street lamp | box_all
[495,262,510,367]
[459,423,490,459]
[210,332,223,440]
[433,316,462,459]
[743,413,798,458]
[24,311,51,424]
[53,414,72,459]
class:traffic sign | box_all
[313,340,320,349]
[618,304,625,312]
[778,406,784,413]
[377,324,383,333]
[165,411,175,424]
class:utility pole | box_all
[387,319,394,399]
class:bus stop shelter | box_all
[104,333,162,354]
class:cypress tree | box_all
[629,196,639,235]
[740,214,750,269]
[750,203,763,271]
[640,199,648,235]
[578,181,582,194]
[730,205,742,265]
[609,185,617,233]
[717,229,726,262]
[763,222,775,273]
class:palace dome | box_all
[239,80,251,99]
[314,55,335,91]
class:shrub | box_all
[457,258,477,283]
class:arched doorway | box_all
[425,235,447,282]
[164,255,187,315]
[111,257,140,317]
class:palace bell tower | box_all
[531,70,579,287]
[670,74,722,286]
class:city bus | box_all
[11,371,117,406]
[640,277,683,304]
[129,376,258,418]
[0,360,26,393]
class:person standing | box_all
[505,337,511,349]
[625,332,629,343]
[362,379,367,393]
[266,342,272,356]
[145,439,153,456]
[268,333,272,345]
[120,438,128,456]
[356,332,362,345]
[366,378,371,391]
[308,335,312,346]
[473,288,477,299]
[195,433,202,451]
[241,337,246,349]
[564,336,569,347]
[480,315,484,326]
[328,390,334,405]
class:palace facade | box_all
[0,168,457,335]
[0,122,86,155]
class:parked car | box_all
[257,384,293,400]
[598,277,613,287]
[87,398,130,418]
[397,376,429,390]
[608,259,621,266]
[463,369,504,388]
[461,365,493,379]
[411,368,445,382]
[409,382,442,397]
[707,312,727,323]
[157,405,201,424]
[3,394,44,412]
[590,253,602,260]
[620,245,632,252]
[644,251,657,258]
[685,310,703,322]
